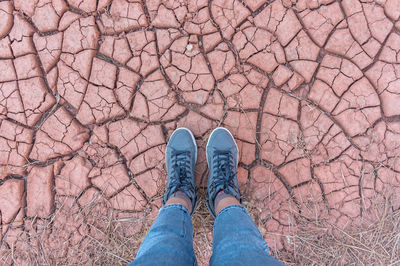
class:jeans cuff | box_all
[161,203,190,215]
[216,204,248,217]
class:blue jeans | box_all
[129,204,283,265]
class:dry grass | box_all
[192,190,214,265]
[273,195,400,265]
[0,190,152,265]
[1,189,399,265]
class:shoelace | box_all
[170,150,192,192]
[211,150,235,191]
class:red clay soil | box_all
[0,0,400,264]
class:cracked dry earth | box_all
[1,0,400,264]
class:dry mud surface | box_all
[0,0,400,264]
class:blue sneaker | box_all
[162,127,198,215]
[206,127,242,218]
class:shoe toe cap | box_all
[167,128,196,151]
[207,128,237,151]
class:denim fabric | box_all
[130,204,283,266]
[129,204,197,266]
[210,205,283,266]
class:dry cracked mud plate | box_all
[0,0,400,264]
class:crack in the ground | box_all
[1,0,400,264]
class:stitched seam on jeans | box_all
[182,209,186,238]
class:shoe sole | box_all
[168,127,198,163]
[205,127,239,164]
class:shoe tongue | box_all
[175,152,190,178]
[176,151,188,162]
[218,153,229,167]
[217,154,231,180]
[220,159,227,172]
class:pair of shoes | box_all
[162,127,242,217]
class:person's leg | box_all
[129,203,196,266]
[206,127,283,265]
[211,199,283,265]
[130,128,198,265]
